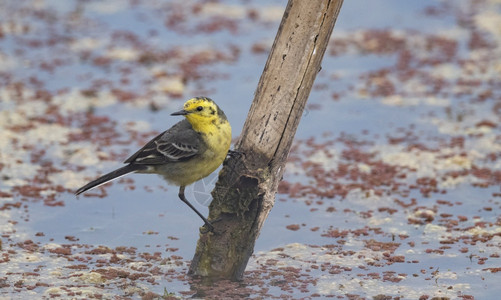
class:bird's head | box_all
[171,97,227,131]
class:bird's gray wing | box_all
[124,119,203,165]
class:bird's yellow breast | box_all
[158,118,231,186]
[196,119,232,177]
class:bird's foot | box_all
[200,222,214,234]
[199,217,223,234]
[227,149,244,158]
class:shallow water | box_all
[1,0,500,298]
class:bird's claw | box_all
[199,217,223,234]
[227,149,244,158]
[200,222,214,234]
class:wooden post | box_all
[189,0,344,280]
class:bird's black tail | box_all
[75,164,145,195]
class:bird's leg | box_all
[178,186,214,233]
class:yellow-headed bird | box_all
[75,97,232,232]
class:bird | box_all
[75,97,232,232]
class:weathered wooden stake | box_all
[189,0,344,280]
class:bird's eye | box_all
[196,106,203,111]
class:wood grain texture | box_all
[189,0,344,281]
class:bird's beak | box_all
[171,109,189,116]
